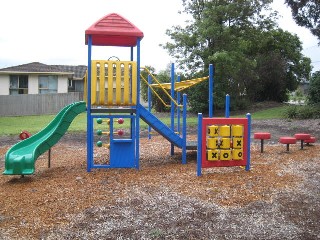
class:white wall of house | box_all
[0,74,69,95]
[28,75,38,94]
[58,75,68,93]
[0,75,9,95]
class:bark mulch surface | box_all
[0,118,319,239]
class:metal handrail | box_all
[140,67,182,108]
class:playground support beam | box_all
[135,38,142,169]
[246,113,251,171]
[87,35,93,172]
[177,75,181,136]
[197,113,203,176]
[130,47,133,61]
[148,75,152,139]
[182,94,187,164]
[209,64,214,118]
[170,63,175,156]
[225,94,230,118]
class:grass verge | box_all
[0,105,287,136]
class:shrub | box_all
[296,105,316,119]
[283,105,298,119]
[308,104,320,118]
[233,97,250,111]
[284,105,320,119]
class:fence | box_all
[0,92,84,116]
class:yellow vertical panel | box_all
[131,62,137,105]
[115,62,122,105]
[123,63,129,105]
[88,60,138,106]
[107,62,113,105]
[99,62,105,105]
[91,61,97,105]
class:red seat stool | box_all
[254,132,271,153]
[304,136,316,146]
[294,133,311,150]
[19,130,31,140]
[279,137,297,152]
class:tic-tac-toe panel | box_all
[201,118,249,168]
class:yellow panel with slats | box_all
[88,60,137,106]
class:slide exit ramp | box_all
[3,101,86,175]
[138,104,184,148]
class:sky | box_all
[0,0,319,73]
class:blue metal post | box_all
[182,94,187,164]
[197,113,203,176]
[135,38,141,169]
[225,94,230,118]
[148,75,152,139]
[246,113,251,171]
[170,63,175,156]
[177,75,181,136]
[86,35,92,172]
[130,47,133,61]
[209,64,214,118]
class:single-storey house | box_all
[0,62,87,95]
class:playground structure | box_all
[84,13,215,171]
[3,13,252,176]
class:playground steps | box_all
[138,104,184,148]
[186,140,197,150]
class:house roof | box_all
[85,13,144,47]
[51,65,87,80]
[0,62,87,79]
[0,62,70,74]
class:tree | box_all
[162,0,312,112]
[285,0,320,43]
[253,29,312,102]
[308,71,320,104]
[140,65,172,112]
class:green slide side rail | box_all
[3,101,86,175]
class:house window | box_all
[68,79,75,92]
[39,75,58,94]
[9,75,28,95]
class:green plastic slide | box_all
[3,101,86,175]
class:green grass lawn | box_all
[0,105,287,136]
[234,105,288,119]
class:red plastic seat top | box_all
[279,137,297,144]
[304,136,316,143]
[254,132,271,140]
[294,133,311,140]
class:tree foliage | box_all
[308,70,320,104]
[285,0,320,43]
[162,0,312,113]
[140,65,172,112]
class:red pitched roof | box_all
[85,13,144,47]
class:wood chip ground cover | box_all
[0,127,319,239]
